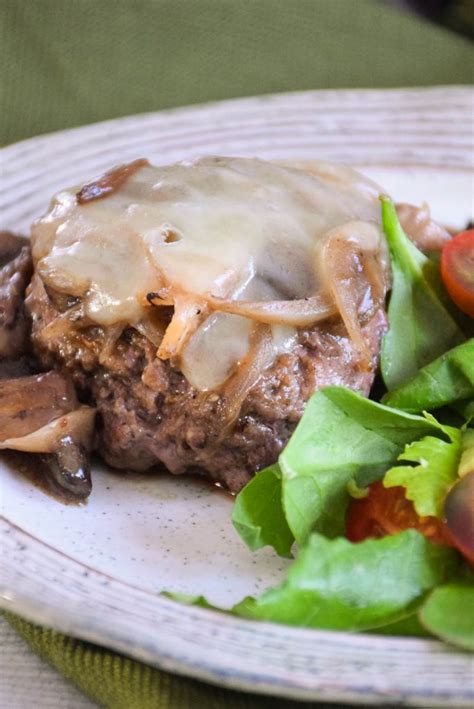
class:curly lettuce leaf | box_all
[382,339,474,413]
[384,423,462,518]
[279,387,446,543]
[231,464,294,557]
[380,197,465,391]
[233,530,458,631]
[419,583,474,651]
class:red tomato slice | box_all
[441,229,474,318]
[346,482,450,545]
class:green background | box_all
[1,0,473,146]
[1,0,473,706]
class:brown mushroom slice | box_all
[0,371,77,441]
[0,406,96,501]
[0,371,95,500]
[42,435,92,500]
[0,405,96,454]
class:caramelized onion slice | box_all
[0,371,77,441]
[0,405,96,453]
[77,158,149,204]
[40,303,85,342]
[134,313,166,348]
[206,293,337,326]
[396,202,451,253]
[154,295,207,361]
[323,221,385,368]
[218,324,274,431]
[98,323,125,364]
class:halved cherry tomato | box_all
[346,481,450,545]
[441,229,474,318]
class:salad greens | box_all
[168,531,458,634]
[379,197,465,391]
[169,197,473,652]
[382,339,474,413]
[231,464,293,557]
[233,531,457,631]
[383,422,462,518]
[279,388,452,542]
[455,397,474,422]
[419,584,474,651]
[233,388,450,550]
[459,428,474,476]
[369,613,431,638]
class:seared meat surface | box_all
[26,273,386,491]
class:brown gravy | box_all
[1,451,234,505]
[1,450,84,505]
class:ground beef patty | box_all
[26,273,386,491]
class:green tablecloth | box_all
[1,0,473,145]
[1,1,473,706]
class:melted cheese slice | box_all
[32,156,385,390]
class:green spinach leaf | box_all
[380,197,465,391]
[419,583,474,651]
[231,464,294,557]
[383,339,474,413]
[369,613,431,637]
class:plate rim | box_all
[2,517,473,707]
[1,86,473,706]
[2,83,472,157]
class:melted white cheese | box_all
[32,156,385,390]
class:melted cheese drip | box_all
[32,156,385,391]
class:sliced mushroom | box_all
[42,435,92,500]
[0,405,96,453]
[0,371,77,441]
[0,371,96,500]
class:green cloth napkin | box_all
[6,612,336,709]
[1,0,473,145]
[1,1,473,707]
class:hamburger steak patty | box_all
[26,273,386,491]
[22,156,395,492]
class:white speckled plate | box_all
[1,87,473,706]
